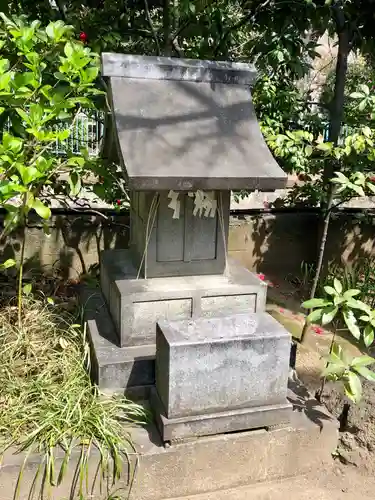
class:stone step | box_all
[165,475,372,500]
[82,286,155,392]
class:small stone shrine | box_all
[95,53,292,443]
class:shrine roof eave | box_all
[102,53,287,192]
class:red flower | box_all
[313,326,324,335]
[79,32,88,42]
[257,273,265,281]
[116,199,121,206]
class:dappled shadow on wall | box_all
[0,213,130,292]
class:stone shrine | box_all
[92,53,293,443]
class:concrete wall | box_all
[1,211,374,280]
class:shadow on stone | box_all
[288,376,336,431]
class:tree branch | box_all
[214,0,272,57]
[144,0,161,55]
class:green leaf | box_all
[316,142,333,152]
[302,298,330,309]
[359,84,370,96]
[68,173,81,197]
[17,165,40,185]
[343,289,361,299]
[307,308,323,323]
[189,3,196,13]
[64,41,74,58]
[53,72,69,81]
[0,258,16,269]
[363,324,374,347]
[332,171,348,183]
[321,363,345,378]
[322,305,338,325]
[359,99,367,112]
[23,283,32,295]
[333,278,342,294]
[324,285,337,296]
[16,107,30,124]
[362,126,372,138]
[334,295,347,307]
[350,184,366,196]
[353,366,375,382]
[275,50,284,62]
[359,315,371,322]
[84,66,99,82]
[351,355,375,368]
[325,342,346,367]
[47,297,55,305]
[343,309,361,339]
[350,92,365,99]
[66,157,85,167]
[347,371,363,403]
[57,129,70,141]
[346,298,370,313]
[32,199,51,220]
[343,378,361,403]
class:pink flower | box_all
[313,326,324,335]
[279,308,285,313]
[257,273,265,281]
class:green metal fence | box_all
[6,110,104,157]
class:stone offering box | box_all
[87,52,293,443]
[152,313,292,442]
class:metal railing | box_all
[6,110,104,157]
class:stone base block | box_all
[155,313,291,420]
[100,249,267,347]
[81,286,155,392]
[151,386,292,443]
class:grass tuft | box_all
[0,297,146,499]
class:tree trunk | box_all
[163,0,172,55]
[324,7,350,184]
[300,8,350,344]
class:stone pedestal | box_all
[151,313,292,442]
[101,250,267,348]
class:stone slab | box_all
[151,386,292,443]
[0,378,338,499]
[103,54,287,192]
[155,313,291,419]
[100,251,267,347]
